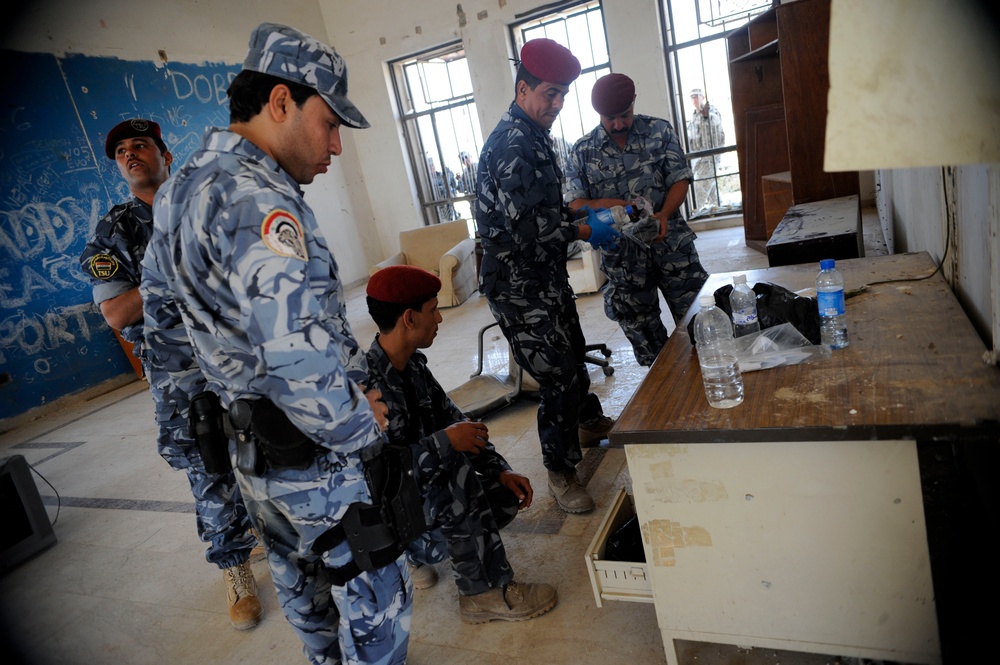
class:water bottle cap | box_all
[698,294,715,308]
[733,274,746,285]
[820,259,835,270]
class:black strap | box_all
[312,523,359,586]
[312,503,407,587]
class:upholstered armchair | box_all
[371,220,478,307]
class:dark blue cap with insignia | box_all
[104,119,168,159]
[242,22,369,129]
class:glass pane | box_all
[404,63,426,113]
[421,60,453,104]
[672,0,770,46]
[674,41,733,153]
[392,44,483,225]
[587,10,609,65]
[448,57,473,97]
[664,0,768,219]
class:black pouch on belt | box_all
[249,399,318,470]
[313,443,427,584]
[228,399,266,477]
[362,444,426,546]
[189,391,232,475]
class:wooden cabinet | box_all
[727,0,859,252]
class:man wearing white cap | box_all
[687,87,726,211]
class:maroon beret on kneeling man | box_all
[367,265,442,305]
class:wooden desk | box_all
[611,252,1000,665]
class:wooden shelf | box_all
[727,0,859,248]
[729,39,778,63]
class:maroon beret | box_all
[367,265,441,305]
[104,119,167,159]
[519,39,581,85]
[591,73,636,116]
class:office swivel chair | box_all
[585,343,614,376]
[448,322,614,419]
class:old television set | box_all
[1,454,57,573]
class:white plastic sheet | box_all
[735,323,831,373]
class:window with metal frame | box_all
[662,0,771,219]
[510,0,610,182]
[390,43,483,229]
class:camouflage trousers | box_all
[602,231,708,366]
[151,384,255,570]
[406,452,518,596]
[487,295,604,473]
[235,450,411,665]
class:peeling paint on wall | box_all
[642,520,713,567]
[644,479,728,503]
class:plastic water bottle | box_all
[593,205,635,230]
[816,258,849,349]
[693,294,744,408]
[729,274,760,337]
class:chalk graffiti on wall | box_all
[0,50,241,420]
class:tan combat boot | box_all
[579,414,615,447]
[224,562,263,630]
[459,581,558,624]
[407,562,439,590]
[547,469,595,513]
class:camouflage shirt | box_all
[564,114,694,240]
[365,337,509,489]
[687,103,725,153]
[475,102,578,301]
[141,127,377,454]
[79,198,153,346]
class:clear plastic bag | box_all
[734,322,831,373]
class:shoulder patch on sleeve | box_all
[89,253,120,280]
[261,210,308,261]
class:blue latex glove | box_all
[585,208,621,250]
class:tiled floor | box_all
[0,224,771,665]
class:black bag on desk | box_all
[688,282,821,345]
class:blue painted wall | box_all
[0,50,240,421]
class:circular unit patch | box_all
[261,210,308,262]
[89,253,120,280]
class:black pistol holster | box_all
[189,391,232,474]
[227,398,318,477]
[225,396,426,585]
[313,442,427,586]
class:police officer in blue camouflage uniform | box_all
[79,119,262,630]
[364,265,557,623]
[475,39,620,515]
[565,73,709,366]
[140,24,409,665]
